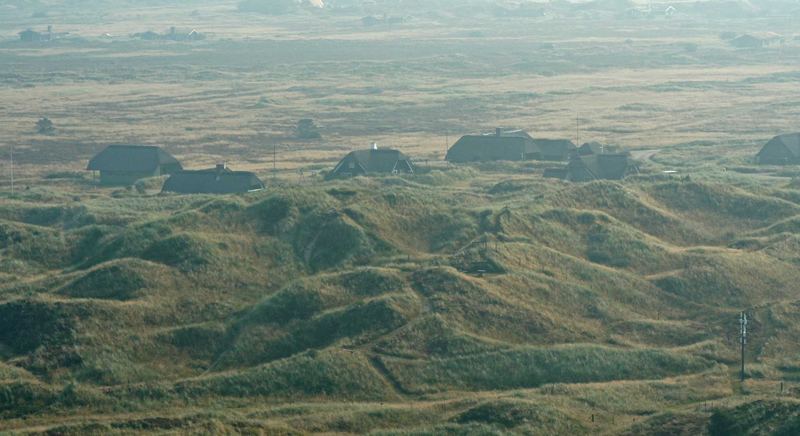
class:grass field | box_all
[1,1,800,434]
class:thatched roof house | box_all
[329,148,415,178]
[87,145,182,186]
[566,153,637,182]
[534,138,577,161]
[446,129,577,163]
[757,133,800,165]
[730,32,783,49]
[446,129,539,163]
[19,29,47,42]
[162,164,264,194]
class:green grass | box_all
[378,345,714,393]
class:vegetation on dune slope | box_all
[1,170,800,434]
[378,345,714,393]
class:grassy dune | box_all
[2,2,800,433]
[1,171,800,433]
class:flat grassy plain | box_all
[1,1,800,434]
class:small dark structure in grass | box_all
[756,133,800,165]
[565,153,637,182]
[446,129,540,163]
[295,119,321,139]
[87,145,182,186]
[162,164,265,194]
[36,117,55,135]
[329,146,414,178]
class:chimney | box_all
[496,127,502,137]
[372,142,378,150]
[216,162,226,171]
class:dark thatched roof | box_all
[330,149,414,177]
[87,145,181,173]
[533,138,577,161]
[162,167,264,194]
[760,133,800,157]
[566,153,636,182]
[447,132,539,163]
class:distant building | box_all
[87,145,182,186]
[446,129,540,163]
[446,129,576,163]
[296,119,321,139]
[162,164,264,194]
[533,138,577,161]
[730,33,783,49]
[133,31,160,40]
[565,153,637,182]
[329,147,414,178]
[186,29,205,41]
[19,29,48,42]
[133,28,206,41]
[756,133,800,165]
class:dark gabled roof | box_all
[579,142,603,155]
[567,153,634,181]
[87,145,181,172]
[452,135,533,149]
[333,149,414,174]
[483,129,534,140]
[162,167,264,194]
[447,134,539,162]
[533,138,577,156]
[760,133,800,157]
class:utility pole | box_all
[9,144,13,197]
[740,311,747,382]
